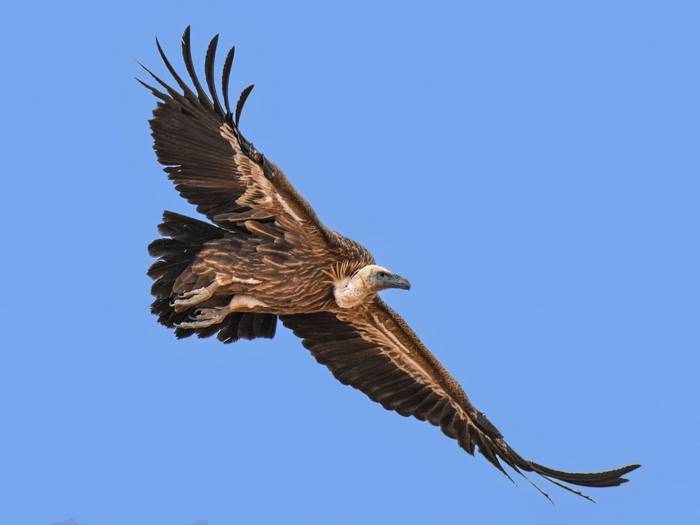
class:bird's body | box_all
[170,222,373,316]
[140,27,639,501]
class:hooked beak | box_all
[390,274,411,290]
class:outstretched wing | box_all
[138,26,332,246]
[282,299,639,501]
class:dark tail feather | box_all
[147,211,277,343]
[147,210,224,331]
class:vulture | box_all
[139,27,639,502]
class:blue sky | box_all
[2,1,698,523]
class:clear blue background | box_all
[2,1,698,523]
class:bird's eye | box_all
[378,272,387,278]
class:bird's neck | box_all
[334,274,374,309]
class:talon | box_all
[171,281,220,311]
[175,306,228,329]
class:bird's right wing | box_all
[281,298,639,501]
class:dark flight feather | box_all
[181,26,213,110]
[235,84,255,127]
[204,34,225,118]
[222,46,236,118]
[155,37,196,103]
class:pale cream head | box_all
[334,264,411,308]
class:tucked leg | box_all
[175,294,269,330]
[228,295,268,312]
[171,280,220,311]
[176,306,230,329]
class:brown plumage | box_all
[140,27,639,501]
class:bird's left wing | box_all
[281,299,639,501]
[138,27,332,248]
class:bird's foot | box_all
[171,281,219,311]
[175,307,228,329]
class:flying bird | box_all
[139,27,639,501]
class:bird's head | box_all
[334,264,411,308]
[358,265,411,293]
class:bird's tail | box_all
[147,210,225,331]
[147,210,276,342]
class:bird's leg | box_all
[171,280,220,311]
[176,306,230,329]
[228,295,268,312]
[174,294,269,330]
